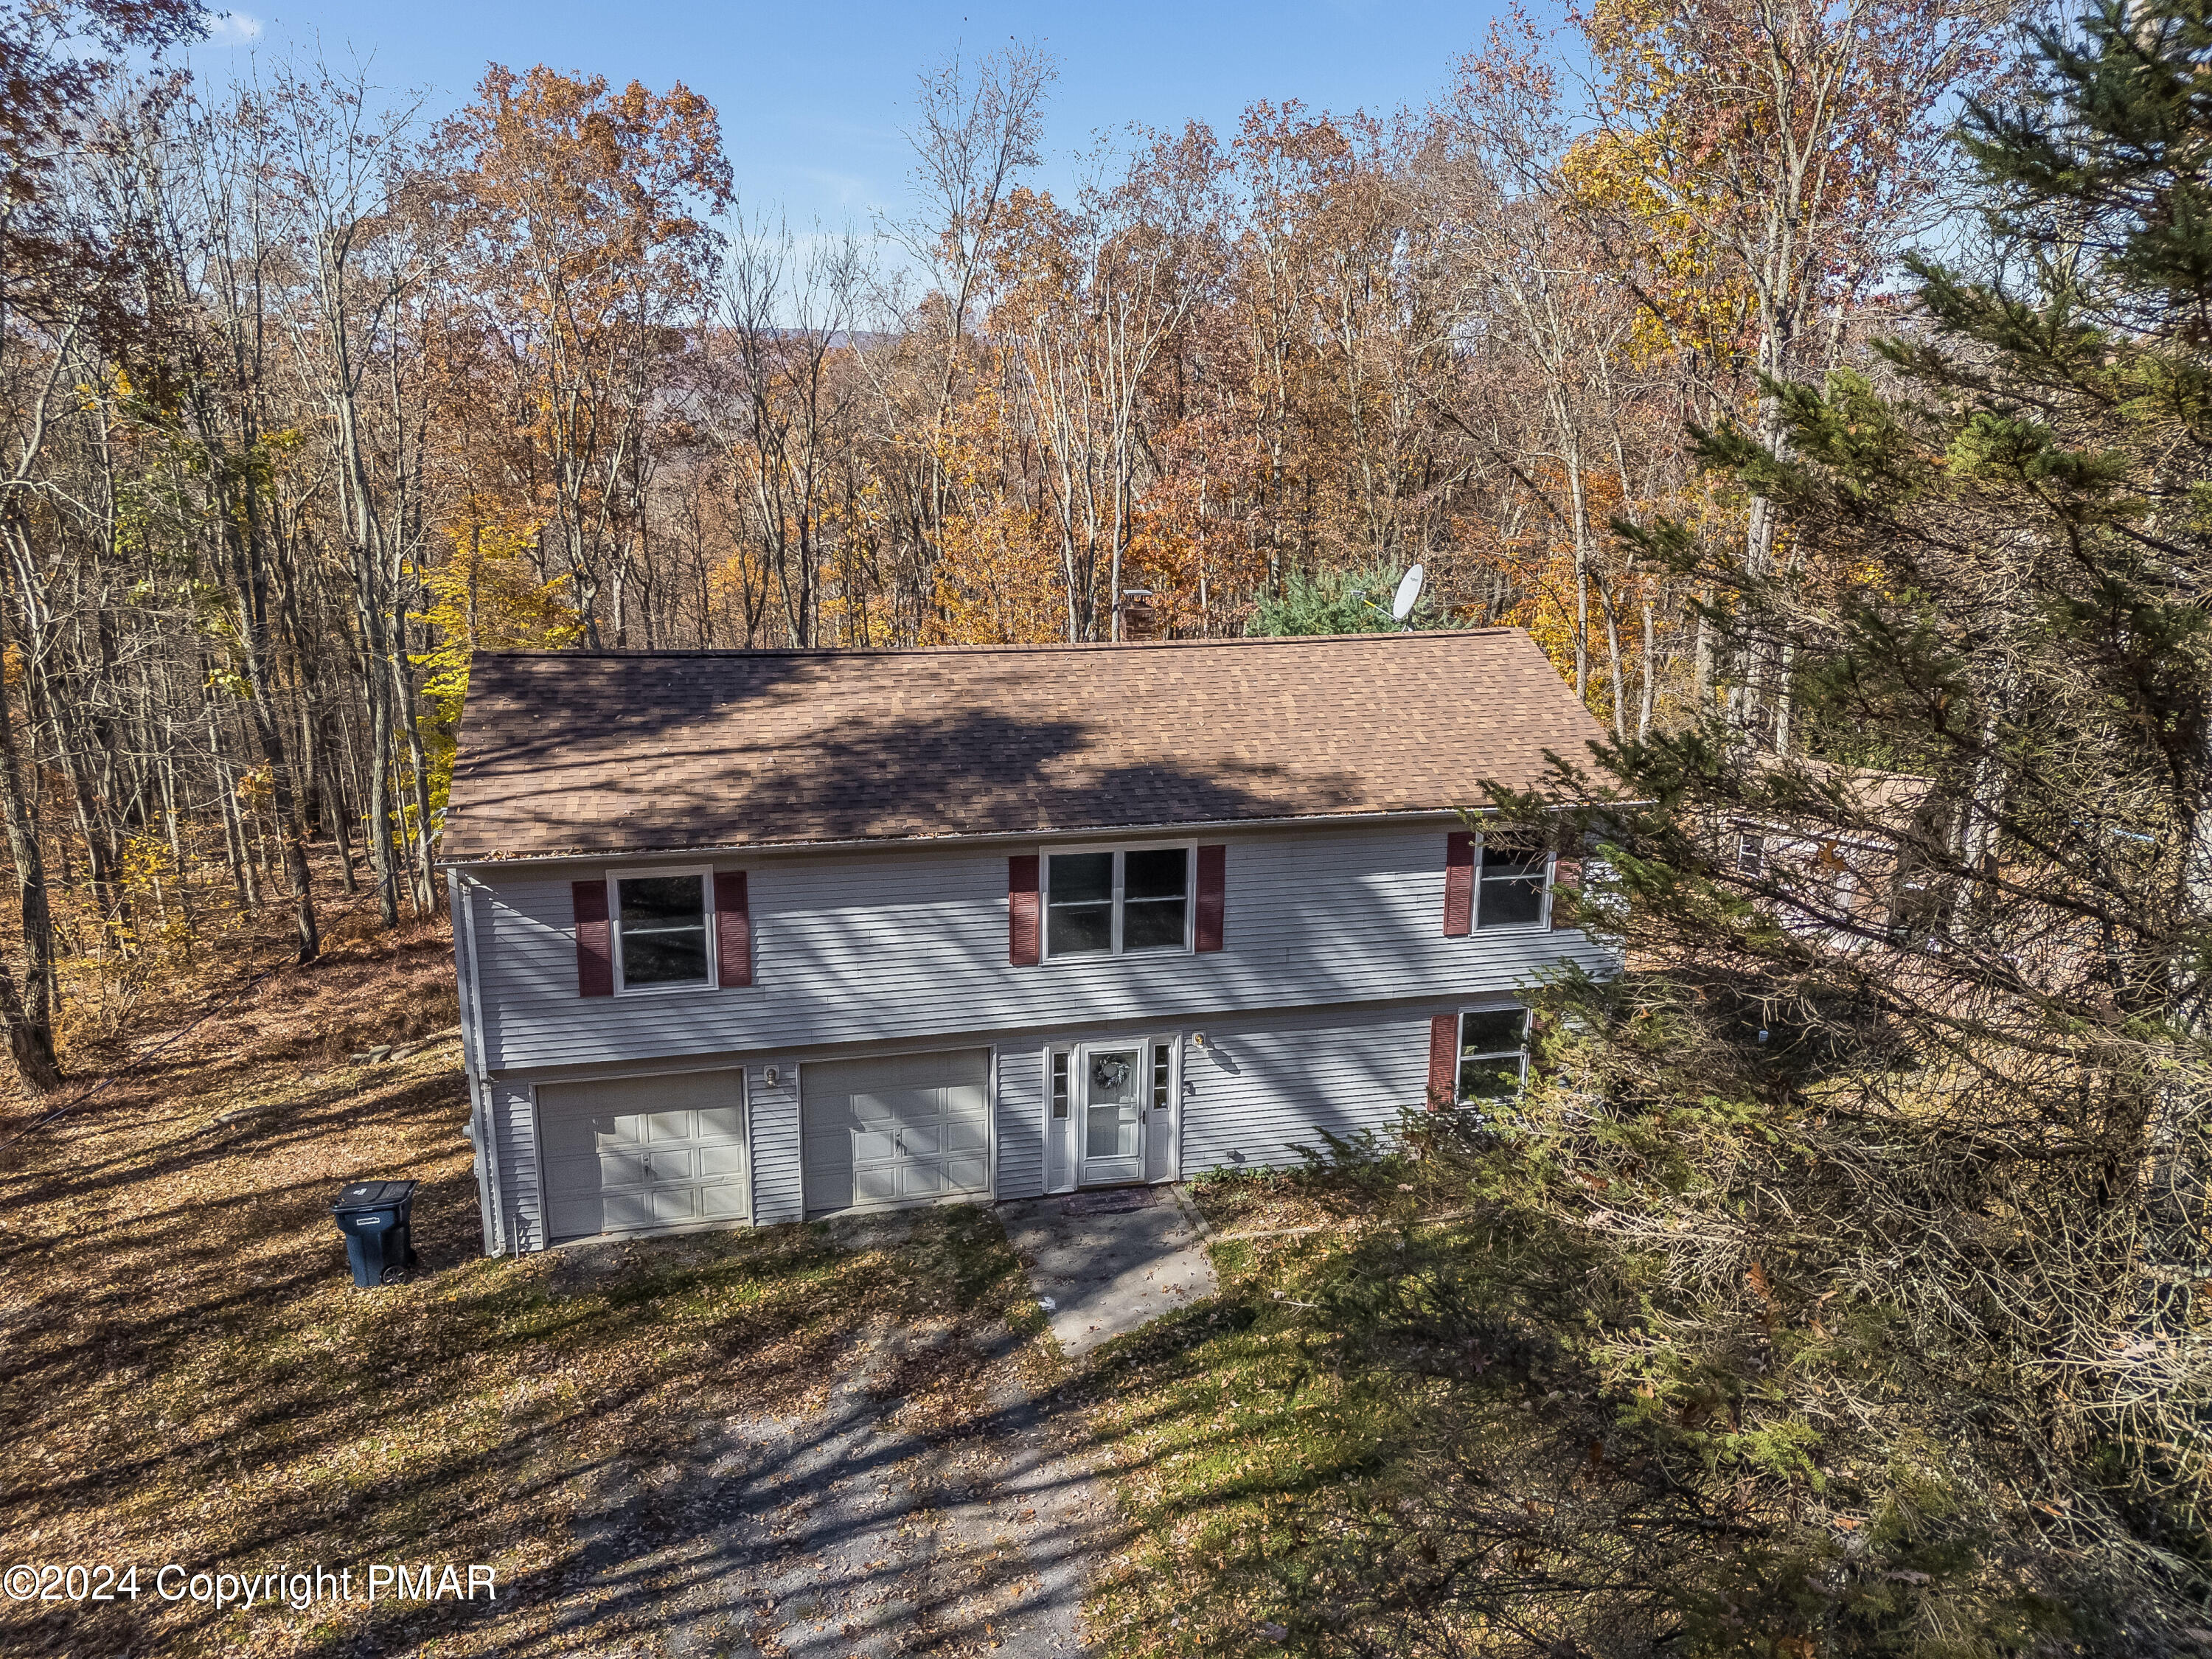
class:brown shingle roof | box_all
[440,630,1605,861]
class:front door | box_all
[1077,1043,1145,1186]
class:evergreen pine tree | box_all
[1453,0,2212,1641]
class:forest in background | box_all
[0,0,2011,1086]
[7,1,2212,1649]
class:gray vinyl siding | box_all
[1176,1007,1439,1175]
[490,1079,543,1253]
[998,1007,1449,1193]
[748,1062,804,1225]
[479,1006,1498,1248]
[449,875,498,1251]
[465,821,1617,1251]
[994,1044,1046,1202]
[467,824,1610,1074]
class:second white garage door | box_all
[801,1048,991,1217]
[539,1070,749,1244]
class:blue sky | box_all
[190,1,1540,235]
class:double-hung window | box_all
[609,868,715,992]
[1457,1006,1530,1102]
[1476,832,1551,929]
[1044,846,1191,959]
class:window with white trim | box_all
[610,869,715,992]
[1050,1050,1071,1119]
[1457,1006,1530,1102]
[1475,832,1551,929]
[1737,831,1767,877]
[1043,846,1191,958]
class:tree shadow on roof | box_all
[449,652,1378,858]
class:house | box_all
[1726,759,1949,944]
[440,630,1614,1254]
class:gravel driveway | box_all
[546,1211,1130,1658]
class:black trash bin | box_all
[330,1180,420,1287]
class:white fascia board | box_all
[434,807,1478,874]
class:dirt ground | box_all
[0,910,1124,1658]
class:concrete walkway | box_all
[999,1186,1218,1360]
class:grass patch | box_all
[1082,1143,1683,1658]
[1083,1229,1423,1656]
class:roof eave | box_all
[436,803,1517,872]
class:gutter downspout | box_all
[449,868,507,1256]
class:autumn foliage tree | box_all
[437,66,731,646]
[0,7,2012,1113]
[1571,0,2008,739]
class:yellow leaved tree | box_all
[411,523,585,825]
[923,382,1067,644]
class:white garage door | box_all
[801,1048,991,1217]
[539,1070,749,1244]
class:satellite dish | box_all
[1391,564,1425,623]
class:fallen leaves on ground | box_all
[0,908,1049,1658]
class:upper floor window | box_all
[611,869,714,992]
[1477,832,1551,929]
[1457,1006,1529,1102]
[1045,846,1190,959]
[1737,831,1767,877]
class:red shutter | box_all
[715,871,751,987]
[574,880,613,997]
[1009,855,1040,965]
[1550,858,1579,931]
[1444,832,1475,936]
[1427,1014,1458,1110]
[1194,844,1225,952]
